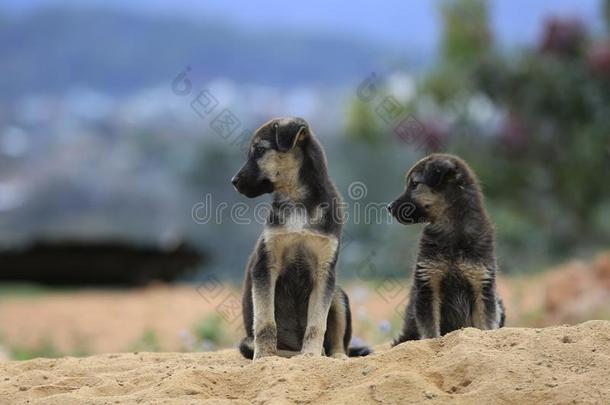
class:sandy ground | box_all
[0,321,609,404]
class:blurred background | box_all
[0,0,609,360]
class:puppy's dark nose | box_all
[231,174,240,187]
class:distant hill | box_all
[0,6,407,99]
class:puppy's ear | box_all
[424,159,456,188]
[275,120,307,153]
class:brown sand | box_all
[1,321,609,404]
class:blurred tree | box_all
[441,0,492,65]
[474,17,610,233]
[539,17,587,57]
[344,98,384,144]
[337,1,610,275]
[398,3,610,270]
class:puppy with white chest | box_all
[388,153,505,344]
[232,117,369,360]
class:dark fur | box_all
[388,153,505,344]
[232,117,370,359]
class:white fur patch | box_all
[284,209,308,233]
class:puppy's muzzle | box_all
[388,199,408,218]
[231,173,241,190]
[388,199,418,224]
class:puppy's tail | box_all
[348,346,372,357]
[239,336,254,359]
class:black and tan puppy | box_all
[388,153,505,344]
[232,117,369,360]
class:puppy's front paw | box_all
[298,348,324,357]
[330,353,348,359]
[253,348,277,361]
[253,324,277,360]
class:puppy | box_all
[388,154,505,343]
[232,117,369,359]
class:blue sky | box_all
[1,0,604,52]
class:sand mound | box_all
[1,321,609,404]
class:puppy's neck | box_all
[423,186,493,257]
[267,146,342,235]
[273,183,307,203]
[272,146,332,205]
[427,210,489,238]
[266,150,305,202]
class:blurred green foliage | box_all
[192,314,228,346]
[9,340,63,361]
[0,283,50,298]
[0,331,91,360]
[345,100,384,144]
[344,0,610,274]
[129,329,161,352]
[441,0,491,65]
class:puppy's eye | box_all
[254,146,266,156]
[410,179,420,188]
